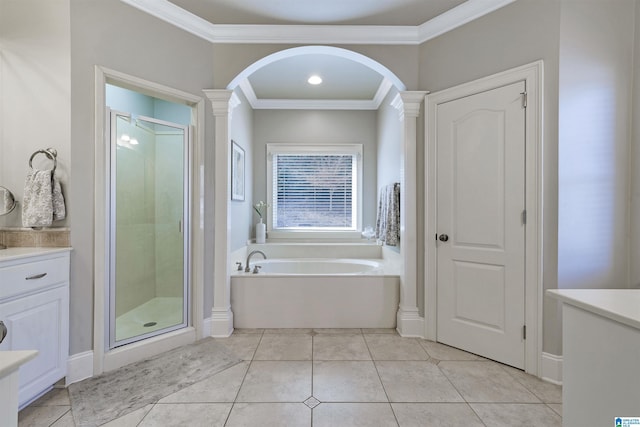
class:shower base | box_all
[115,297,183,342]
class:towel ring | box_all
[29,148,57,172]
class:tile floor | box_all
[19,329,562,426]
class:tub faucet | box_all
[245,250,267,272]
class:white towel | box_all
[22,169,65,227]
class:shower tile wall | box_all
[154,133,183,298]
[115,121,157,317]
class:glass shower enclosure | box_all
[108,111,190,349]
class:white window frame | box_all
[266,143,363,239]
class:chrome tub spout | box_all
[245,250,267,272]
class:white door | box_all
[436,81,526,369]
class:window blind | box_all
[273,154,355,229]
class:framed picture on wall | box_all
[231,140,245,201]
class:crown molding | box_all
[372,78,394,108]
[211,24,419,45]
[237,79,259,107]
[418,0,518,41]
[120,0,518,45]
[249,99,382,110]
[236,76,393,110]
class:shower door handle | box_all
[178,220,182,233]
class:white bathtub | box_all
[231,257,400,329]
[251,258,381,275]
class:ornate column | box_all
[203,89,240,337]
[392,91,428,337]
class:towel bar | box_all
[28,148,57,172]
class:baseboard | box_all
[66,350,94,386]
[396,309,425,338]
[210,307,234,337]
[541,352,563,385]
[103,327,196,373]
[202,316,213,338]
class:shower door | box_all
[108,111,190,349]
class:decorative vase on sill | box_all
[256,218,266,244]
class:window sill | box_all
[266,230,364,241]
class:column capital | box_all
[391,91,429,119]
[203,89,235,116]
[398,90,429,117]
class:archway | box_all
[206,46,425,338]
[226,45,406,94]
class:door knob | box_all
[438,234,449,242]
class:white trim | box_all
[237,79,259,107]
[266,143,363,234]
[93,66,108,377]
[541,352,563,385]
[203,89,237,339]
[65,351,94,386]
[202,316,213,338]
[210,308,234,338]
[396,310,425,338]
[103,328,196,372]
[242,98,387,111]
[228,46,406,93]
[393,91,428,338]
[93,66,205,375]
[209,24,419,45]
[425,61,544,377]
[372,79,395,109]
[236,76,394,110]
[119,0,517,45]
[417,0,517,41]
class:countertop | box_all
[0,247,71,262]
[547,289,640,331]
[0,351,38,378]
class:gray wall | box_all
[229,89,254,250]
[558,1,635,290]
[377,89,402,191]
[6,0,639,361]
[252,110,379,229]
[0,0,71,228]
[419,0,563,354]
[70,0,215,354]
[633,2,640,289]
[419,0,640,356]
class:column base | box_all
[396,307,424,338]
[210,307,234,337]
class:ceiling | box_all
[168,0,467,26]
[122,0,517,109]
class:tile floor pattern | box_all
[19,329,562,426]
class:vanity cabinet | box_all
[548,289,640,427]
[0,248,70,408]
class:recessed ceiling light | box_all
[308,75,322,85]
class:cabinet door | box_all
[0,285,69,407]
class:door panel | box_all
[454,110,505,249]
[453,261,505,331]
[436,81,526,369]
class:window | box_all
[267,144,362,235]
